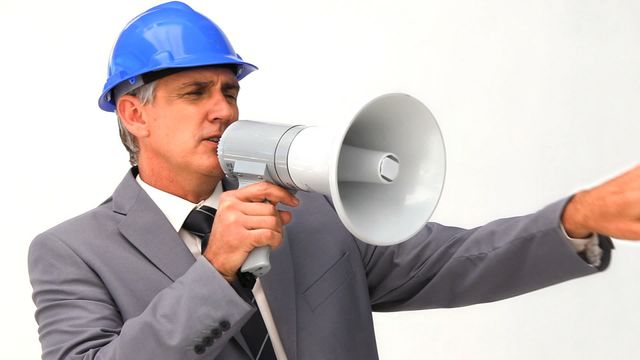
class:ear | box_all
[117,94,150,139]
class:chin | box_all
[200,163,225,179]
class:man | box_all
[28,2,640,359]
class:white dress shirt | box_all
[136,176,288,359]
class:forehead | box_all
[157,66,239,89]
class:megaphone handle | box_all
[235,174,295,279]
[240,245,272,277]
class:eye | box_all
[179,85,210,99]
[184,89,206,97]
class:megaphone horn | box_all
[218,93,446,278]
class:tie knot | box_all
[183,205,216,239]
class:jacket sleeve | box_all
[357,197,614,312]
[28,233,253,360]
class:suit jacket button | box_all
[203,335,214,347]
[194,343,206,354]
[211,327,222,339]
[220,320,231,331]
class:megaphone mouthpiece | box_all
[337,145,400,184]
[380,155,400,182]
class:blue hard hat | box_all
[98,1,257,112]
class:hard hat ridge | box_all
[98,1,257,112]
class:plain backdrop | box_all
[2,0,639,359]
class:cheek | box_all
[227,107,240,128]
[233,106,240,121]
[151,110,197,143]
[144,123,184,160]
[153,119,182,145]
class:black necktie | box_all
[238,286,277,360]
[182,205,217,253]
[182,205,276,360]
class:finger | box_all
[279,210,293,225]
[243,215,282,232]
[241,212,293,232]
[601,221,640,240]
[603,164,640,188]
[236,182,299,207]
[237,202,279,216]
[248,228,284,249]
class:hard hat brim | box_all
[98,59,257,112]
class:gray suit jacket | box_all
[29,168,612,359]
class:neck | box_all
[136,161,221,204]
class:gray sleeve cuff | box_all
[559,224,603,267]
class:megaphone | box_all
[218,93,446,278]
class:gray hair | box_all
[115,81,157,166]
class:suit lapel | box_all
[261,231,298,360]
[113,169,298,358]
[113,169,195,282]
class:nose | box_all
[207,91,237,123]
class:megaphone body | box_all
[218,93,446,278]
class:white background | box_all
[2,0,639,359]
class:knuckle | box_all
[267,203,278,213]
[280,213,291,225]
[257,229,280,245]
[218,197,236,210]
[249,230,266,245]
[219,192,233,202]
[218,203,233,215]
[257,182,270,192]
[272,232,283,246]
[268,217,279,229]
[227,213,237,223]
[218,201,229,211]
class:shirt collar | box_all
[136,176,223,232]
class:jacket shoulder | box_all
[31,196,120,252]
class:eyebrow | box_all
[222,81,240,92]
[178,80,212,91]
[177,80,240,92]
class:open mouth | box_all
[206,137,220,143]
